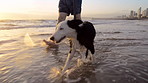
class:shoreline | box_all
[92,17,148,20]
[1,17,148,21]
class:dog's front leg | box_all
[62,48,75,75]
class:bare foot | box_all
[43,40,56,46]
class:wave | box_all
[0,39,17,45]
[30,33,52,37]
[1,19,148,31]
[1,24,17,26]
[0,19,118,30]
[0,20,56,30]
[0,25,55,30]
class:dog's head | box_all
[50,20,83,43]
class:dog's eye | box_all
[59,28,64,30]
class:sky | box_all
[0,0,148,20]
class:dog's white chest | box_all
[72,39,85,51]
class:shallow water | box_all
[0,20,148,83]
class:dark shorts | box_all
[59,0,82,16]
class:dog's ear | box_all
[67,20,83,29]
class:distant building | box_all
[137,7,142,19]
[127,7,148,20]
[129,10,134,18]
[146,8,148,17]
[134,12,137,17]
[142,8,148,18]
[142,10,147,17]
[129,10,137,19]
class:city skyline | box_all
[0,0,148,20]
[126,7,148,20]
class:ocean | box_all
[0,19,148,83]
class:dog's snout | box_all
[50,36,54,41]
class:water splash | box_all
[24,33,35,47]
[40,41,47,47]
[48,67,65,83]
[49,67,62,79]
[48,66,78,83]
[77,59,84,67]
[48,59,84,78]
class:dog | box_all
[50,20,96,74]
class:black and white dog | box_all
[50,20,96,74]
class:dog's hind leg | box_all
[62,48,76,75]
[89,51,96,64]
[90,54,96,64]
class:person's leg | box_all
[75,14,81,20]
[72,0,82,20]
[57,12,68,24]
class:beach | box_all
[0,19,148,83]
